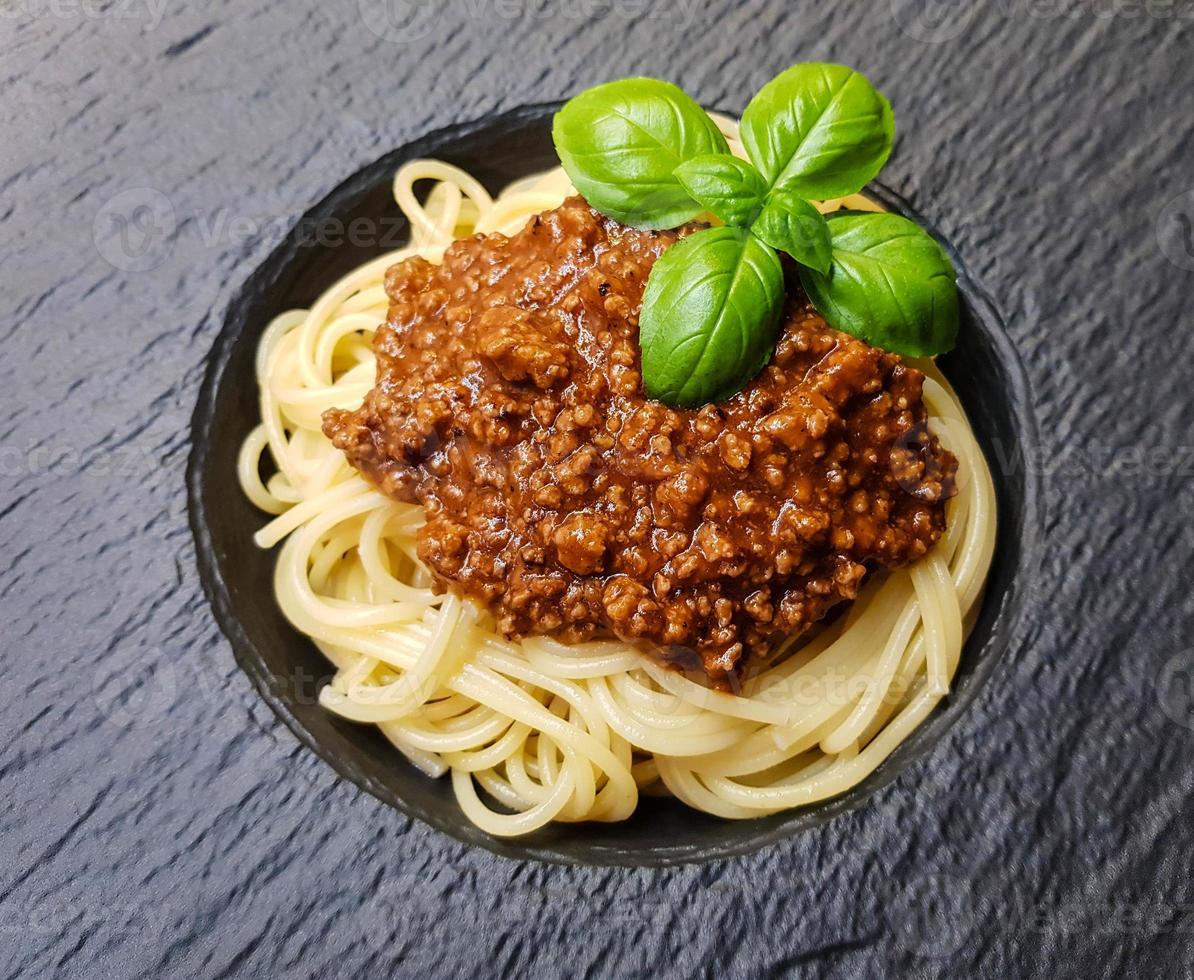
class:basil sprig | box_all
[552,63,959,406]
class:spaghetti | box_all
[237,115,997,836]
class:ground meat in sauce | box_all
[323,196,957,683]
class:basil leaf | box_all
[552,78,730,229]
[740,62,894,200]
[640,227,784,406]
[751,189,832,274]
[673,154,768,227]
[798,212,958,356]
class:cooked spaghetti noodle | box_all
[237,115,997,836]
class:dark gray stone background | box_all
[3,1,1193,976]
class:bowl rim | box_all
[186,102,1044,868]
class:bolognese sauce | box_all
[323,197,955,681]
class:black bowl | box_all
[187,104,1042,867]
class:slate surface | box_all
[2,2,1193,977]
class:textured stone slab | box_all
[2,3,1193,977]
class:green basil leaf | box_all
[740,62,894,200]
[798,212,958,356]
[552,78,730,229]
[751,189,832,274]
[640,227,784,406]
[673,154,768,227]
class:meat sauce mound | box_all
[323,197,956,682]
